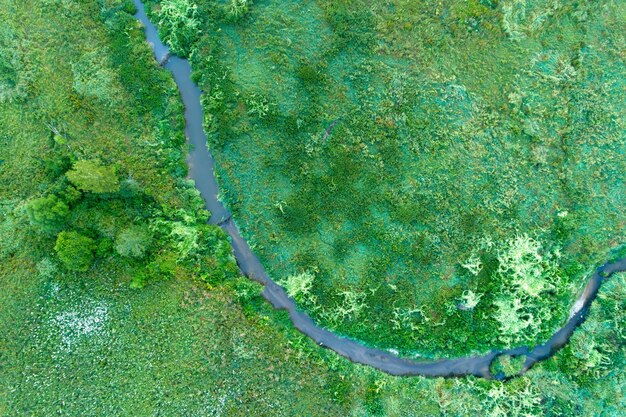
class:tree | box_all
[115,225,152,258]
[54,231,96,272]
[26,195,69,231]
[66,159,120,193]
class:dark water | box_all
[132,0,625,379]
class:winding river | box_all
[133,0,625,380]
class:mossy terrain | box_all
[146,0,625,356]
[0,0,624,416]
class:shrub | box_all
[26,195,70,231]
[54,231,96,272]
[66,159,120,193]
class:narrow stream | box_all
[133,0,625,380]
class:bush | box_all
[54,231,96,272]
[26,195,70,231]
[115,225,153,258]
[66,159,120,193]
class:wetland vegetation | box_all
[0,0,624,415]
[145,0,625,357]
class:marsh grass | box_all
[147,0,626,357]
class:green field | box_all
[0,0,624,415]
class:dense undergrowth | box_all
[145,0,625,357]
[0,0,624,415]
[0,0,239,290]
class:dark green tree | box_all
[54,231,96,272]
[26,195,69,231]
[66,159,120,193]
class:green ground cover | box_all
[147,0,626,356]
[0,0,624,416]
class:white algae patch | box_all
[49,302,109,352]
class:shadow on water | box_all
[132,0,625,379]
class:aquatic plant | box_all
[155,0,200,55]
[227,0,252,20]
[279,270,317,306]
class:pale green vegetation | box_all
[66,159,120,193]
[493,233,564,345]
[115,224,153,258]
[280,270,317,305]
